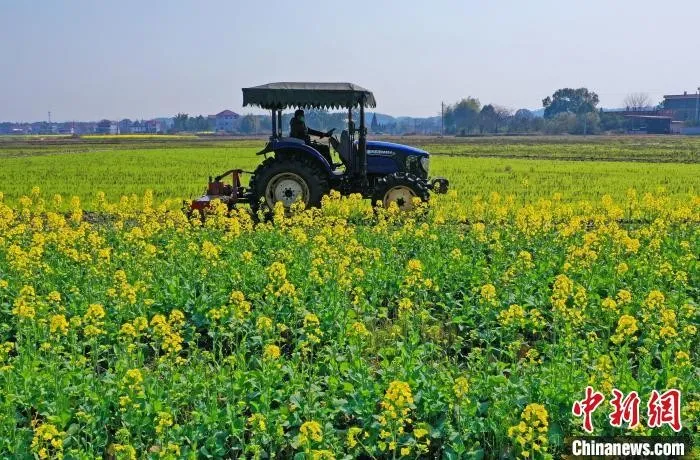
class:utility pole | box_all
[441,101,444,136]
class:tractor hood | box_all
[366,141,429,157]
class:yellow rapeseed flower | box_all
[616,289,632,305]
[49,314,69,335]
[346,427,362,448]
[256,316,273,331]
[398,297,413,316]
[310,450,334,460]
[119,323,137,337]
[349,321,369,338]
[498,304,526,327]
[382,380,414,410]
[123,368,144,392]
[480,283,497,303]
[247,413,267,432]
[611,315,638,344]
[659,326,677,341]
[155,411,174,435]
[303,313,320,329]
[263,344,281,361]
[299,420,323,443]
[453,376,469,399]
[201,240,220,260]
[508,403,549,458]
[644,290,665,309]
[85,303,105,321]
[47,291,61,303]
[406,259,423,273]
[31,423,64,458]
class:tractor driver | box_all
[290,109,334,164]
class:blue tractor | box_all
[191,82,448,213]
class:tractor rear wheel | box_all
[249,156,329,213]
[373,172,429,210]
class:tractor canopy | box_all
[242,82,377,110]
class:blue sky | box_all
[1,0,699,121]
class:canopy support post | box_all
[270,109,277,139]
[277,110,282,137]
[358,100,367,183]
[348,108,356,173]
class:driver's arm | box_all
[307,127,326,137]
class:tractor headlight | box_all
[420,156,430,174]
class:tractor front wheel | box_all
[249,156,329,213]
[373,172,429,210]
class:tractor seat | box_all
[336,130,353,168]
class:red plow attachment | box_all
[190,169,253,212]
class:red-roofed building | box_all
[215,110,240,132]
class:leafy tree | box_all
[543,111,601,135]
[479,104,497,134]
[239,114,257,134]
[575,111,600,135]
[544,113,577,134]
[173,113,189,132]
[188,115,209,132]
[599,110,628,133]
[542,88,599,119]
[509,109,530,133]
[448,97,481,134]
[478,105,513,134]
[371,113,379,132]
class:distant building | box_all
[144,119,168,134]
[145,120,160,133]
[118,119,132,134]
[215,110,240,132]
[663,92,700,122]
[624,115,672,134]
[131,120,147,133]
[96,119,117,135]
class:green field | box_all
[0,135,698,458]
[0,136,698,207]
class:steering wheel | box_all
[325,128,336,144]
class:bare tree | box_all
[494,106,512,132]
[623,92,652,111]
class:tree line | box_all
[172,113,211,132]
[167,88,659,135]
[441,87,648,136]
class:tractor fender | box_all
[272,141,333,175]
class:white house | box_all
[215,110,240,132]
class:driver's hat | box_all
[294,109,304,117]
